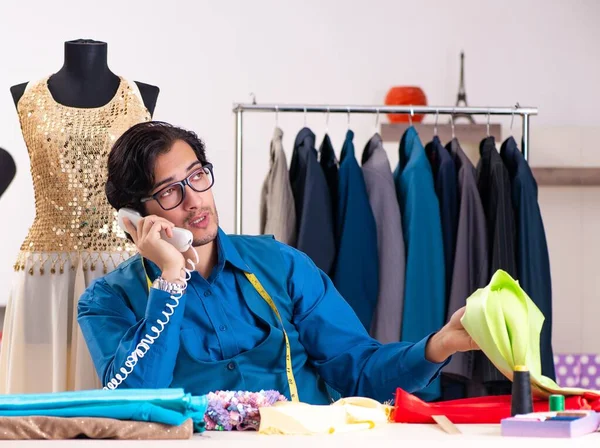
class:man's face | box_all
[144,140,219,247]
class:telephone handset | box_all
[117,208,193,252]
[104,208,198,390]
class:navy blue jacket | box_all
[319,134,339,240]
[501,136,555,381]
[333,130,379,331]
[426,136,458,304]
[289,128,336,274]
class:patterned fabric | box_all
[0,417,192,440]
[13,76,149,271]
[554,354,600,389]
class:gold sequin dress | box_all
[0,76,150,393]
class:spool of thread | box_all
[549,394,565,412]
[511,365,533,416]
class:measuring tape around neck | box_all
[143,262,299,402]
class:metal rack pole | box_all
[522,113,530,162]
[232,103,537,234]
[233,104,537,115]
[235,108,243,235]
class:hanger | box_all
[510,102,520,135]
[486,109,491,137]
[451,108,456,139]
[304,107,307,127]
[362,109,380,162]
[434,109,439,137]
[347,107,351,130]
[319,108,330,156]
[408,106,414,127]
[275,105,279,128]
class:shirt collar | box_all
[142,227,250,282]
[216,227,250,272]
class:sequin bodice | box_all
[16,76,150,260]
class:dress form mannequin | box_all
[0,39,155,394]
[10,39,159,114]
[0,147,17,199]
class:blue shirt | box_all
[78,229,447,405]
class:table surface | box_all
[0,424,598,447]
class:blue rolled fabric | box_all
[0,389,208,432]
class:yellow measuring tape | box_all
[243,272,299,402]
[143,263,299,402]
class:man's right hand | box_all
[122,215,185,283]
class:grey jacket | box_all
[443,138,488,380]
[361,134,405,343]
[260,127,297,246]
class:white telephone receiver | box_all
[104,209,198,390]
[117,208,193,252]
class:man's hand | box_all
[122,214,185,283]
[424,307,479,364]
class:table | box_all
[0,424,598,447]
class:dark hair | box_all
[105,121,208,215]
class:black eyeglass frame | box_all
[140,163,214,211]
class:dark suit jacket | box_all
[333,130,379,331]
[319,134,339,242]
[476,136,517,386]
[501,136,555,381]
[289,128,336,274]
[426,136,458,302]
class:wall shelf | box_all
[532,168,600,186]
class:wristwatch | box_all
[152,276,185,295]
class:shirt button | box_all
[219,325,227,331]
[204,290,212,297]
[227,362,236,371]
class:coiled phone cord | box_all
[103,248,199,390]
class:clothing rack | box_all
[232,103,538,234]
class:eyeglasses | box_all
[140,163,214,211]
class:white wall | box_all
[0,0,599,351]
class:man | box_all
[78,121,478,405]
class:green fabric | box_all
[461,270,593,397]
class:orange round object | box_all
[384,86,427,123]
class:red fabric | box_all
[391,388,600,424]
